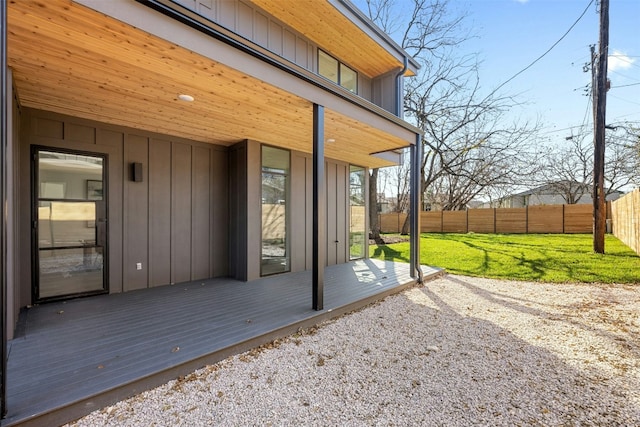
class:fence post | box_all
[493,208,496,233]
[465,209,469,233]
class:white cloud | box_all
[608,50,635,72]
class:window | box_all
[318,49,357,93]
[261,146,290,276]
[349,166,366,259]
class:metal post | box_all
[1,0,8,417]
[312,104,325,310]
[409,134,423,282]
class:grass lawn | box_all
[370,233,640,284]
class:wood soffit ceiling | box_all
[7,0,410,168]
[248,0,410,78]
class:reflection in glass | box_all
[261,146,290,276]
[318,49,338,84]
[36,150,105,299]
[350,166,366,259]
[340,63,358,93]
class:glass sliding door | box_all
[349,166,366,259]
[35,149,107,300]
[261,146,290,276]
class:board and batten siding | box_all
[18,109,229,306]
[170,0,380,109]
[326,160,350,266]
[173,0,313,69]
[229,140,359,281]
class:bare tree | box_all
[363,0,542,236]
[411,75,543,211]
[363,0,471,234]
[606,121,640,192]
[378,155,411,212]
[536,122,640,202]
[540,133,593,204]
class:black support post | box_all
[1,0,8,417]
[312,104,325,310]
[409,134,423,282]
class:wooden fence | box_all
[611,189,640,255]
[379,203,601,234]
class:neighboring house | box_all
[376,193,396,213]
[485,181,624,208]
[0,0,424,414]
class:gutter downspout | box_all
[410,133,424,283]
[394,56,408,117]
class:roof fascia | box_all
[331,0,420,76]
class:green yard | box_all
[370,233,640,284]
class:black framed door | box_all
[33,148,108,301]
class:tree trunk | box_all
[400,210,410,235]
[369,168,383,243]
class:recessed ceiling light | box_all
[326,138,336,143]
[178,94,195,102]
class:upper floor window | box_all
[318,50,357,93]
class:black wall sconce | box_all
[131,162,143,182]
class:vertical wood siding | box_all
[148,139,172,287]
[124,134,150,291]
[325,159,349,266]
[611,189,640,255]
[379,204,599,234]
[19,110,229,305]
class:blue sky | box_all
[460,0,639,143]
[354,0,640,144]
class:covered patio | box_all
[3,260,442,427]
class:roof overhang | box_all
[7,0,420,168]
[249,0,419,77]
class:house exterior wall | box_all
[326,159,350,266]
[16,108,230,309]
[372,68,403,117]
[229,139,366,282]
[169,0,396,113]
[498,191,624,208]
[5,0,407,340]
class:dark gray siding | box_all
[171,143,193,284]
[326,159,349,266]
[148,139,172,287]
[124,134,150,291]
[372,69,401,117]
[167,0,396,110]
[18,109,229,307]
[228,141,248,280]
[290,152,312,272]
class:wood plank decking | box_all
[3,260,442,427]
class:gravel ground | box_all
[68,274,640,426]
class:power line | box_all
[540,124,589,136]
[610,82,640,89]
[488,0,595,97]
[609,54,640,69]
[609,93,640,107]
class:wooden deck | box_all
[3,260,442,427]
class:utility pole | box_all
[592,0,608,254]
